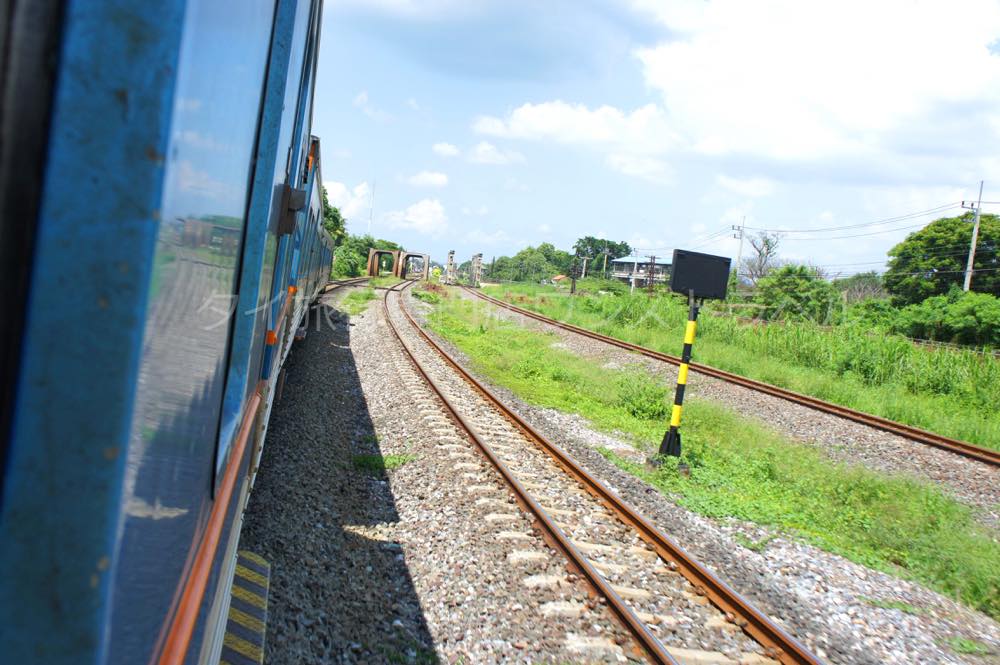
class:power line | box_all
[737,266,1000,280]
[811,247,998,269]
[742,202,961,234]
[775,220,943,241]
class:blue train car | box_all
[0,1,333,664]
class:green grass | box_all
[339,287,377,315]
[424,297,1000,620]
[482,283,1000,450]
[860,596,927,616]
[412,288,443,305]
[733,533,777,553]
[942,636,994,656]
[352,453,416,475]
[370,275,404,288]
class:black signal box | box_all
[669,249,731,300]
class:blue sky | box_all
[314,0,1000,276]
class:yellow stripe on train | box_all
[230,583,267,610]
[235,564,268,589]
[223,632,262,662]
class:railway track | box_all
[322,276,369,292]
[384,282,823,665]
[463,286,1000,468]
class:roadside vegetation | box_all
[338,287,377,315]
[352,453,416,476]
[482,281,1000,450]
[423,297,1000,620]
[411,282,448,305]
[369,275,403,288]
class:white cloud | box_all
[503,177,530,192]
[385,199,448,235]
[352,89,390,121]
[324,180,370,220]
[716,175,776,198]
[465,228,508,245]
[333,0,467,18]
[468,141,524,165]
[538,223,551,233]
[406,97,420,111]
[634,0,1000,161]
[405,171,449,187]
[432,142,460,157]
[474,101,675,154]
[606,154,672,184]
[461,205,489,216]
[474,101,677,183]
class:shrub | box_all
[754,265,841,323]
[412,289,441,305]
[616,376,670,420]
[891,289,1000,347]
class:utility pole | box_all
[962,181,985,292]
[732,216,745,275]
[581,256,589,279]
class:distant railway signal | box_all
[656,249,732,466]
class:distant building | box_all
[609,255,671,287]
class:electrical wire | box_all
[742,202,962,234]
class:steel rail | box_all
[464,287,1000,467]
[381,283,677,664]
[322,276,369,293]
[398,282,823,665]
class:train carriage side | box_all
[0,2,330,665]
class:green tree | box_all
[572,236,632,275]
[330,234,404,278]
[892,289,1000,346]
[537,242,574,274]
[833,271,885,303]
[755,264,840,323]
[884,213,1000,305]
[321,186,347,246]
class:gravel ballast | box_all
[384,288,784,664]
[239,287,647,663]
[414,286,1000,664]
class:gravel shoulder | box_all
[418,287,1000,665]
[239,288,646,663]
[459,288,1000,531]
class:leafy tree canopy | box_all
[754,264,840,323]
[891,289,1000,347]
[884,213,1000,305]
[331,234,404,278]
[573,236,632,262]
[832,271,885,303]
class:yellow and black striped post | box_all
[659,291,700,458]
